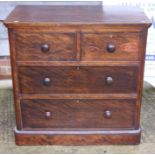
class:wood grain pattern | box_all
[15,128,141,145]
[4,5,151,145]
[4,5,151,27]
[16,61,140,67]
[19,93,137,100]
[21,99,136,129]
[6,25,149,33]
[15,32,77,61]
[135,30,149,129]
[81,32,140,61]
[8,29,23,130]
[18,66,139,94]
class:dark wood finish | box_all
[4,5,151,145]
[19,93,137,100]
[21,99,136,129]
[18,66,138,94]
[4,6,151,27]
[15,32,77,61]
[15,129,141,145]
[17,61,140,66]
[136,30,149,128]
[8,30,23,130]
[81,32,140,61]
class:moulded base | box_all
[15,128,141,145]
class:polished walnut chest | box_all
[4,5,151,145]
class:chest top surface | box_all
[4,5,151,28]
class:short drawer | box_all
[14,32,77,61]
[81,32,140,61]
[21,99,136,129]
[18,66,138,94]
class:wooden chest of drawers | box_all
[4,5,151,145]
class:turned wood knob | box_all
[43,77,51,86]
[41,44,50,52]
[106,43,116,53]
[45,111,52,119]
[106,76,113,85]
[104,110,111,118]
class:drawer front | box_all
[19,66,138,94]
[81,32,140,61]
[15,32,77,61]
[21,99,136,129]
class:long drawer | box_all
[18,66,139,94]
[21,99,136,129]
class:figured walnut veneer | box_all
[4,5,151,145]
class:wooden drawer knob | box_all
[104,110,111,118]
[106,76,113,85]
[45,111,52,119]
[41,44,50,52]
[106,43,116,53]
[43,77,51,86]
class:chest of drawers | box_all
[4,5,151,145]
